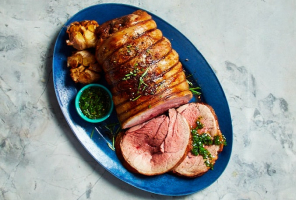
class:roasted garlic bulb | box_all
[67,50,102,84]
[66,20,99,50]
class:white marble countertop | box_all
[1,0,296,199]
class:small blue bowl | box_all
[75,84,113,123]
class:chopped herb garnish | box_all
[148,105,151,108]
[79,87,111,119]
[138,78,147,91]
[131,95,141,101]
[122,76,130,81]
[104,123,121,151]
[213,135,227,146]
[137,67,149,92]
[141,67,149,78]
[205,160,213,169]
[142,85,147,91]
[190,119,227,170]
[122,70,137,80]
[187,79,193,86]
[191,132,214,169]
[94,127,115,151]
[196,120,204,129]
[90,128,95,139]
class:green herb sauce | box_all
[79,87,111,119]
[191,119,227,170]
[213,135,227,146]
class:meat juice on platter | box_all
[64,9,226,178]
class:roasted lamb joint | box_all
[95,10,192,129]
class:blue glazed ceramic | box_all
[52,3,233,196]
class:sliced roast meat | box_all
[173,145,221,177]
[115,109,191,176]
[119,86,192,129]
[177,103,221,137]
[172,103,224,177]
[95,10,192,129]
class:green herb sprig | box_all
[122,64,140,81]
[189,87,201,95]
[131,95,141,101]
[104,123,121,151]
[90,128,95,139]
[186,75,202,95]
[94,123,121,151]
[94,127,114,151]
[126,45,132,53]
[138,67,149,93]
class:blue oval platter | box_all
[52,3,233,196]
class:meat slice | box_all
[172,103,224,177]
[95,10,192,129]
[118,80,192,129]
[115,109,191,176]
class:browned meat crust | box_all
[95,10,192,129]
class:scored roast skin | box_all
[95,10,192,129]
[172,103,224,177]
[115,108,191,176]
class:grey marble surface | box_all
[1,0,296,199]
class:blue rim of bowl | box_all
[75,84,114,123]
